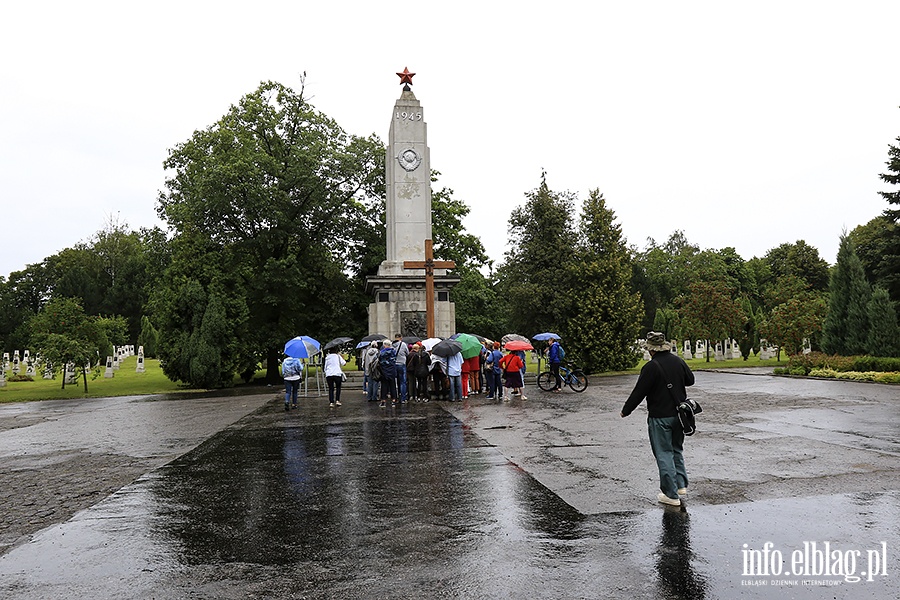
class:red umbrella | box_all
[504,340,533,351]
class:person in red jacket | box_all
[499,347,525,401]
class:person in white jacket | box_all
[324,348,347,407]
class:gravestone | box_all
[136,347,145,373]
[25,355,35,377]
[366,68,457,338]
[683,340,693,360]
[43,362,54,379]
[715,341,724,361]
[64,363,77,385]
[759,338,770,360]
[2,353,8,373]
[696,340,706,358]
[104,356,114,378]
[12,350,20,375]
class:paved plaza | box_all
[0,370,897,599]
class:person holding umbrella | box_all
[548,337,563,392]
[499,346,526,401]
[282,353,304,410]
[323,347,347,407]
[485,341,503,400]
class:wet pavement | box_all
[0,371,897,599]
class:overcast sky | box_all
[3,1,899,280]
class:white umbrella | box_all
[422,337,443,351]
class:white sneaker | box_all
[677,488,687,496]
[657,493,681,506]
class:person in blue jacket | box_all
[378,340,398,407]
[547,337,563,392]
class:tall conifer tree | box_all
[822,234,871,355]
[564,190,642,372]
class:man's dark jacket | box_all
[621,351,695,418]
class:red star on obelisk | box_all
[396,67,415,86]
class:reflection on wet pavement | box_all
[0,398,897,599]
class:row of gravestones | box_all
[0,345,146,387]
[639,338,789,361]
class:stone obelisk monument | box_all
[366,68,458,338]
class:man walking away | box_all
[620,331,695,507]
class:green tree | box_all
[564,190,642,372]
[156,80,383,387]
[633,231,700,330]
[874,121,900,304]
[866,287,900,357]
[431,172,487,268]
[759,295,827,356]
[676,281,745,361]
[137,315,160,358]
[880,121,900,220]
[764,241,830,292]
[822,234,871,355]
[29,297,109,391]
[497,173,578,336]
[851,216,900,305]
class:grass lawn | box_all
[0,356,204,403]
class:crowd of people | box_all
[284,334,558,410]
[359,334,534,408]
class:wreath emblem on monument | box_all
[397,148,422,172]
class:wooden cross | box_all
[402,239,455,338]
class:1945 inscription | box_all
[396,111,422,121]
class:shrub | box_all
[786,352,896,374]
[7,374,34,382]
[850,356,900,372]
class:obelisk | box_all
[380,67,431,276]
[366,68,458,338]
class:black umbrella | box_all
[361,333,388,342]
[323,336,354,351]
[402,336,422,345]
[431,339,463,357]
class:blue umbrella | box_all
[284,335,321,358]
[532,332,560,341]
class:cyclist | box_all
[548,337,563,392]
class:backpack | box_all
[370,359,383,382]
[558,345,566,361]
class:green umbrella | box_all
[451,333,482,359]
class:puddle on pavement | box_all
[1,404,896,599]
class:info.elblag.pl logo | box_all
[741,541,888,586]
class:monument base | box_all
[366,273,458,338]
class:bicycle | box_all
[537,362,588,393]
